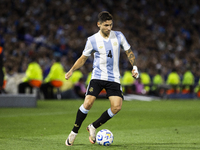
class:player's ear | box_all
[97,22,101,28]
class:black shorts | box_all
[86,79,123,99]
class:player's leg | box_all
[88,82,123,144]
[92,81,123,128]
[109,96,123,114]
[92,96,122,128]
[65,95,96,146]
[84,79,104,144]
[66,79,102,146]
[73,79,103,132]
[73,95,96,133]
[88,96,122,144]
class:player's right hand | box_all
[132,66,139,79]
[65,71,73,80]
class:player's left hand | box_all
[132,65,139,79]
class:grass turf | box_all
[0,99,200,150]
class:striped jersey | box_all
[83,30,130,84]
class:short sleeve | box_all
[82,39,93,56]
[120,32,131,51]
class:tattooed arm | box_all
[65,55,88,80]
[125,49,136,66]
[125,49,139,78]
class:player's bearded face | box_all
[99,20,113,37]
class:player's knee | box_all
[112,105,121,114]
[83,101,93,110]
[116,105,122,112]
[83,96,95,110]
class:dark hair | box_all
[172,68,177,72]
[54,56,60,62]
[98,11,113,23]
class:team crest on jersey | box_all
[113,42,117,46]
[89,87,93,92]
[99,46,103,49]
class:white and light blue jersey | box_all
[83,30,130,84]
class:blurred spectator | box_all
[60,80,79,99]
[149,69,164,96]
[140,70,151,94]
[166,68,180,94]
[40,57,65,99]
[134,77,145,95]
[181,66,194,94]
[194,79,200,97]
[85,72,92,86]
[60,69,84,99]
[74,77,86,98]
[18,56,43,93]
[69,70,83,84]
[0,46,4,93]
[121,69,135,93]
[2,67,7,93]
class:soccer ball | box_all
[96,129,114,146]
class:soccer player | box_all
[65,11,139,146]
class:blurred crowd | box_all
[0,0,200,95]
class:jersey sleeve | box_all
[82,38,93,56]
[120,32,131,51]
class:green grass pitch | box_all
[0,99,200,150]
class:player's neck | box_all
[99,31,110,39]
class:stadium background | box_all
[0,0,200,96]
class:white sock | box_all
[71,131,77,135]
